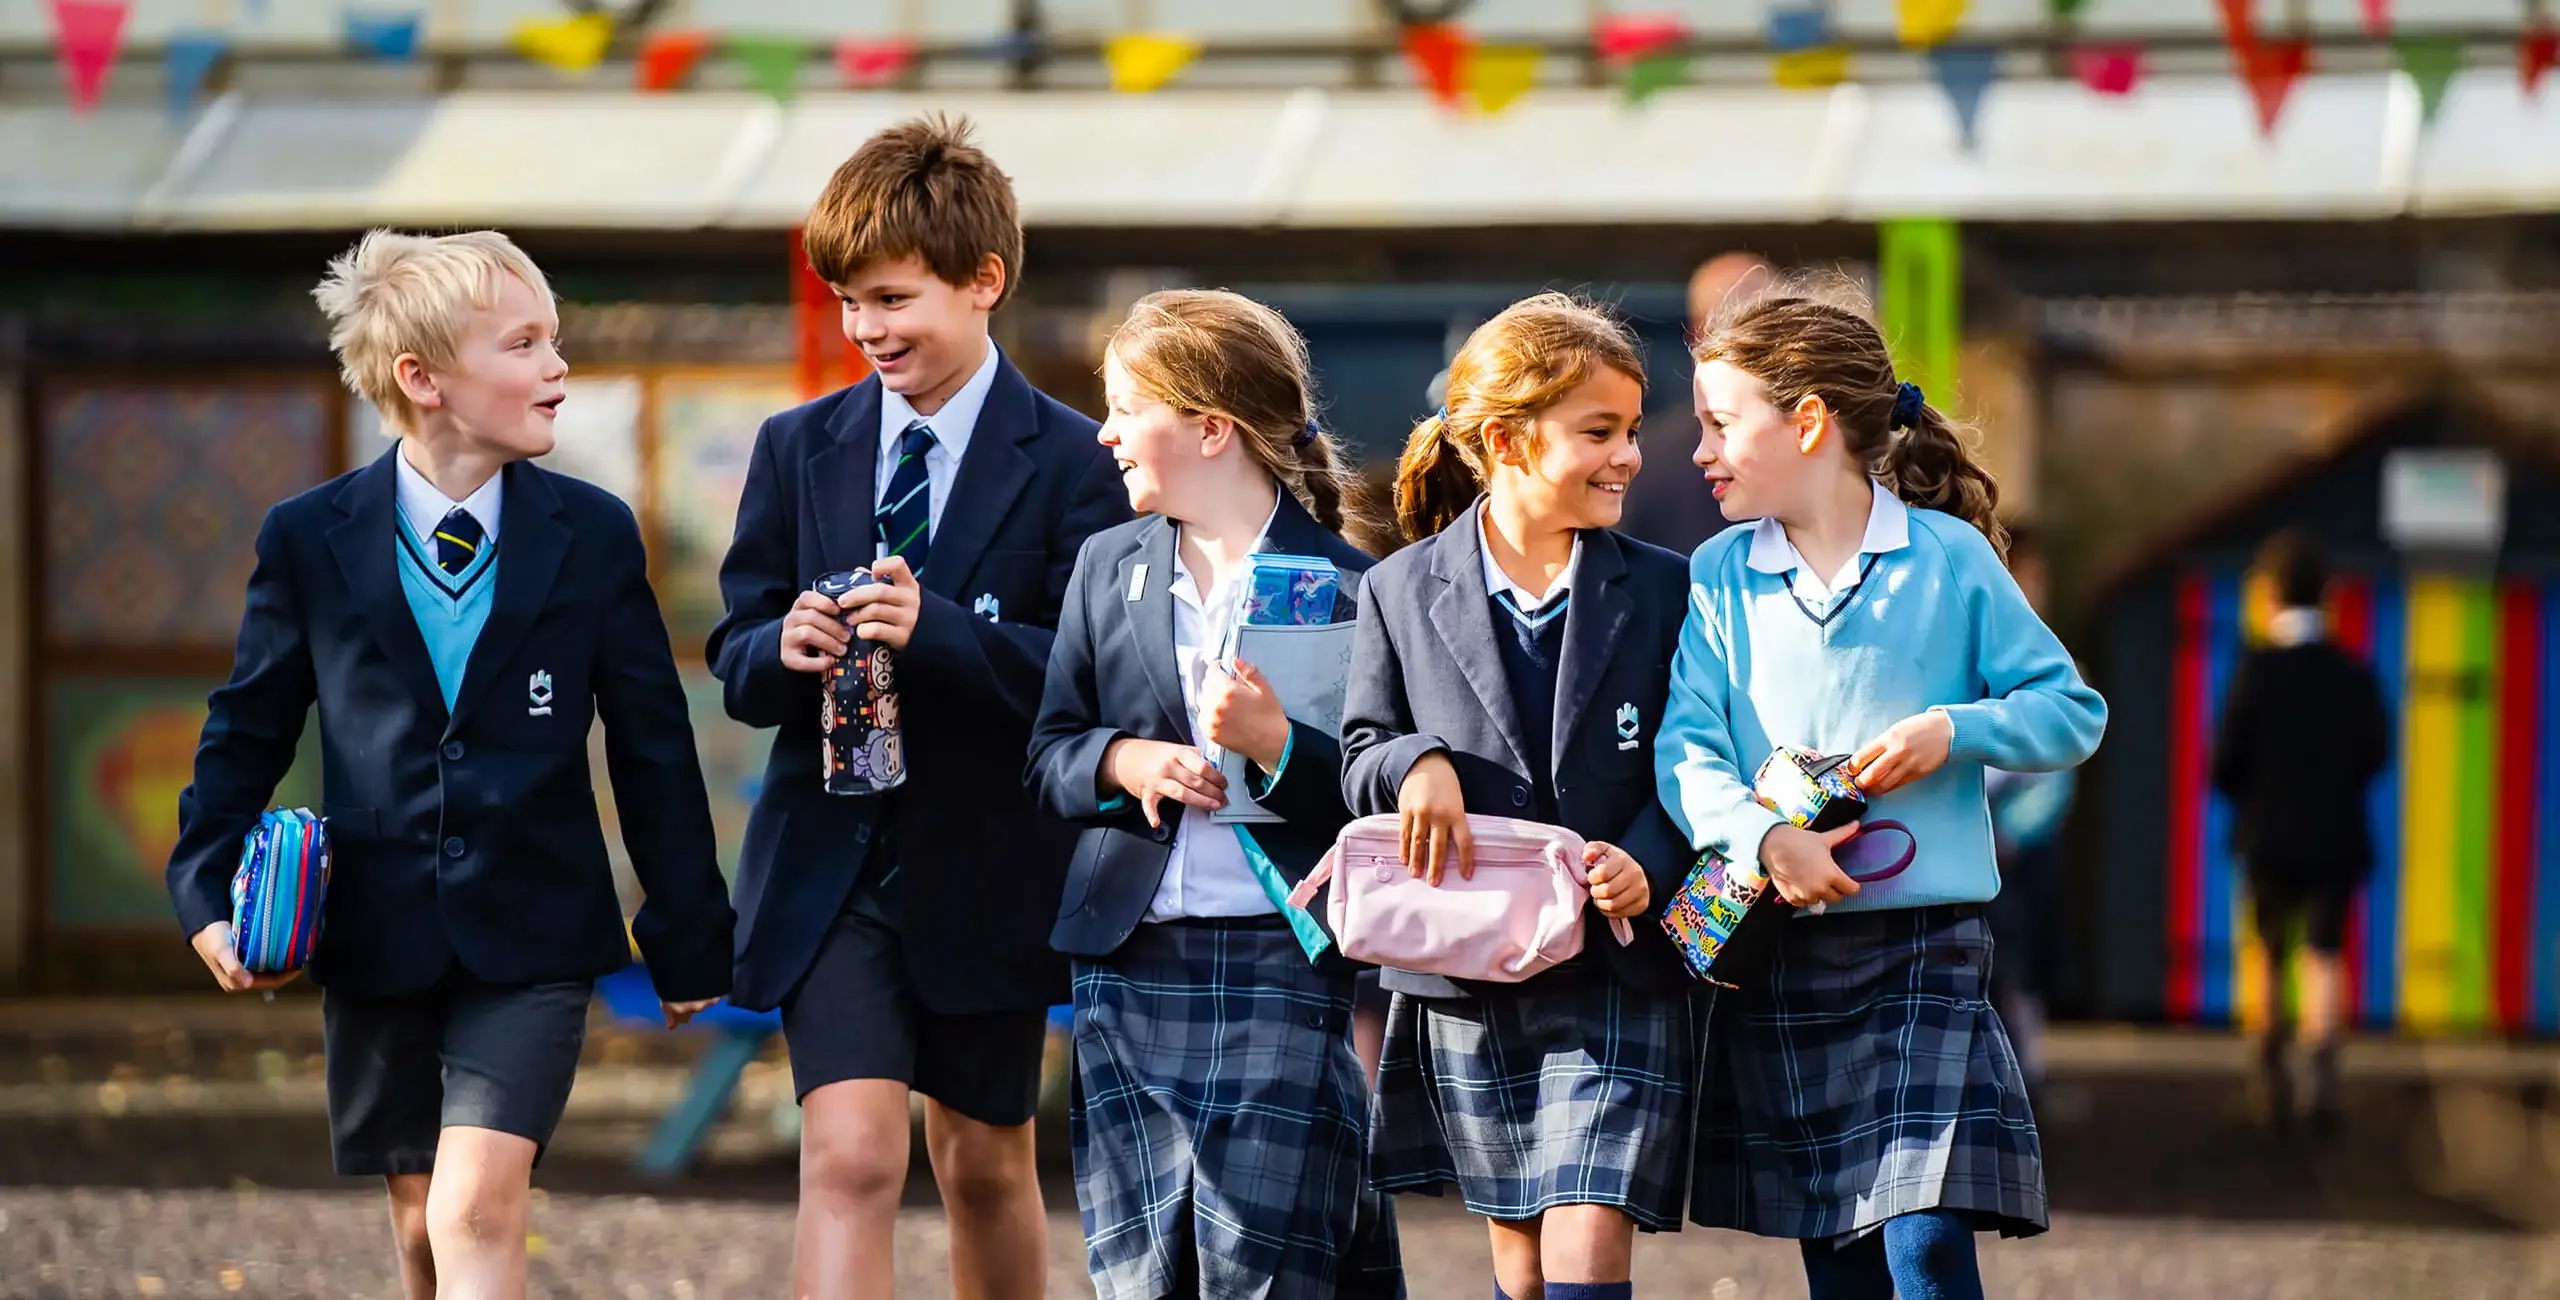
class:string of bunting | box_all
[33,1,2560,132]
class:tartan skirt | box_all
[1070,920,1403,1300]
[1368,965,1698,1232]
[1689,903,2048,1243]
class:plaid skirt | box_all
[1689,903,2048,1243]
[1368,965,1697,1232]
[1071,920,1403,1300]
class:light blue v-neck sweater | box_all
[394,514,498,710]
[1655,506,2106,910]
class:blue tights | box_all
[1799,1210,1983,1300]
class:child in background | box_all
[1342,294,1700,1300]
[1660,280,2105,1300]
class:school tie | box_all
[433,507,484,577]
[875,420,936,574]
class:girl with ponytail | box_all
[1656,279,2108,1298]
[1344,293,1705,1300]
[1025,289,1402,1300]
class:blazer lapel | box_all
[1424,520,1537,776]
[325,450,449,727]
[1552,531,1633,779]
[1117,519,1189,736]
[809,381,882,576]
[921,354,1039,601]
[445,462,569,737]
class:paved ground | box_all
[5,1002,2560,1297]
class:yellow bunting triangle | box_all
[1105,33,1199,93]
[1774,46,1849,89]
[513,12,612,74]
[1896,0,1967,49]
[1467,44,1541,114]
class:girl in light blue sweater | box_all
[1654,285,2105,1300]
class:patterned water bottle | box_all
[815,569,907,795]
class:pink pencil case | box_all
[1288,813,1633,982]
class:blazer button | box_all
[1510,786,1529,808]
[443,741,465,761]
[442,837,466,859]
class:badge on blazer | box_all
[1615,702,1639,750]
[974,593,1001,623]
[528,669,555,717]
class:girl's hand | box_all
[1199,659,1290,771]
[1104,737,1228,827]
[1761,822,1863,908]
[1396,751,1472,885]
[1583,841,1652,919]
[1851,710,1955,796]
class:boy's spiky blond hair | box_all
[312,229,554,431]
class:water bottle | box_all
[814,569,907,795]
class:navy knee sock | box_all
[1543,1284,1632,1300]
[1880,1210,1985,1300]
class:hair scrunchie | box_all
[1294,419,1320,449]
[1890,381,1926,431]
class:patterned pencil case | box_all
[1660,748,1914,988]
[230,809,331,975]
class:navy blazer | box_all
[1027,493,1374,959]
[167,451,735,1002]
[708,355,1131,1014]
[1339,512,1696,997]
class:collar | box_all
[2268,606,2326,648]
[1476,498,1581,612]
[1745,479,1910,578]
[1168,487,1287,608]
[394,442,505,545]
[880,340,1002,463]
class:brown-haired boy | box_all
[707,113,1129,1298]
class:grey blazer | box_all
[1339,509,1696,997]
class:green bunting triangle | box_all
[1624,52,1689,104]
[2394,35,2462,125]
[2045,0,2090,17]
[729,35,808,102]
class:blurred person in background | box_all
[1983,524,2074,1103]
[2211,529,2392,1138]
[1612,252,1772,557]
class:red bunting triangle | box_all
[49,0,128,112]
[2070,43,2143,97]
[2241,39,2309,137]
[1594,14,1684,64]
[2526,28,2558,98]
[1402,23,1469,108]
[836,37,916,87]
[2215,0,2256,54]
[2359,0,2392,38]
[636,29,710,92]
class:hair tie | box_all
[1890,382,1926,431]
[1436,406,1451,426]
[1293,419,1320,449]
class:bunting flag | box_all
[49,0,128,111]
[1878,218,1961,407]
[1930,45,1999,149]
[513,12,613,75]
[1104,33,1200,93]
[2215,0,2256,58]
[835,37,915,87]
[1594,14,1684,63]
[1624,51,1690,104]
[2395,36,2463,126]
[2361,0,2393,37]
[2046,0,2090,17]
[730,36,808,103]
[2525,28,2557,97]
[166,29,227,118]
[2071,43,2143,96]
[1466,45,1541,114]
[2241,38,2310,137]
[1768,6,1829,52]
[1403,23,1469,108]
[637,29,711,92]
[1769,6,1849,89]
[344,10,421,61]
[1897,0,1968,49]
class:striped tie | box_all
[432,507,484,577]
[875,420,936,573]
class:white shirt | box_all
[394,445,503,549]
[1476,499,1582,611]
[877,341,1002,533]
[1744,479,1910,610]
[1146,495,1287,922]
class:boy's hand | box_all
[1760,822,1863,908]
[779,590,851,673]
[189,922,301,993]
[1583,841,1652,918]
[1104,737,1228,828]
[1851,710,1954,795]
[841,556,922,653]
[661,998,720,1029]
[1396,751,1472,885]
[1199,659,1290,771]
